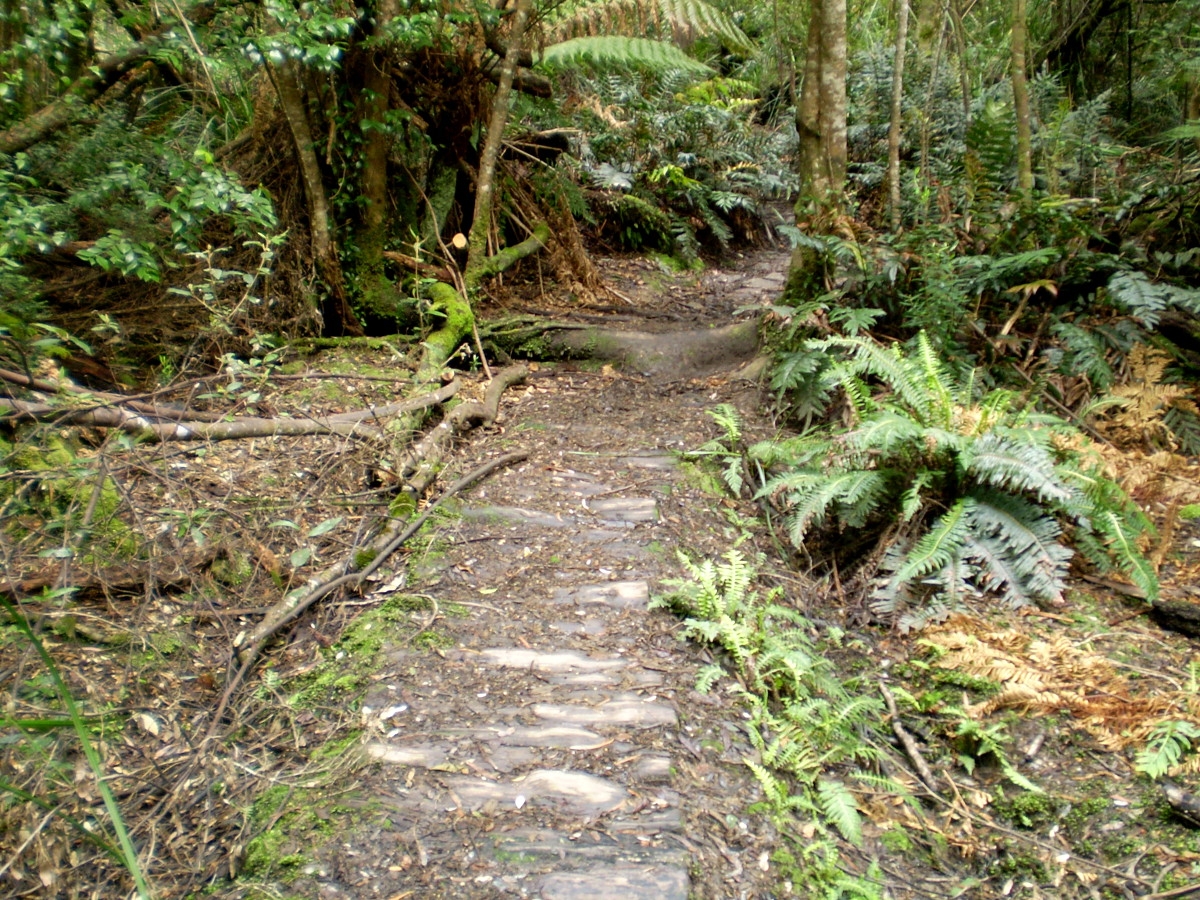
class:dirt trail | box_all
[284,254,795,899]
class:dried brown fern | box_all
[926,615,1200,763]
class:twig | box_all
[206,450,528,740]
[879,681,941,791]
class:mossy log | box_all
[482,315,764,379]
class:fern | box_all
[1136,721,1200,778]
[547,0,753,54]
[891,498,973,585]
[654,550,883,844]
[817,779,863,846]
[542,36,713,74]
[755,332,1156,622]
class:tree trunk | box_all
[1011,0,1034,194]
[270,58,363,336]
[465,0,534,290]
[887,0,911,230]
[356,0,400,319]
[790,0,848,298]
[948,0,972,127]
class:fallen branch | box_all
[397,364,528,495]
[880,681,941,792]
[208,450,528,739]
[0,381,459,442]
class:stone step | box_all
[476,647,628,673]
[552,580,650,610]
[457,505,578,528]
[532,695,677,729]
[440,769,630,817]
[588,497,657,523]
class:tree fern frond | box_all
[547,0,752,54]
[540,36,712,74]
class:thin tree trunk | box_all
[1188,78,1200,156]
[887,0,911,230]
[1011,0,1034,194]
[465,0,534,290]
[270,58,363,335]
[796,0,847,208]
[796,2,825,203]
[356,0,399,317]
[948,0,972,127]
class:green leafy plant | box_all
[1136,720,1200,778]
[753,333,1156,628]
[653,548,884,845]
[0,591,150,898]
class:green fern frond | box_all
[694,663,726,693]
[915,331,955,428]
[707,402,742,444]
[964,433,1073,506]
[845,410,926,456]
[966,492,1072,606]
[1092,510,1158,600]
[547,0,753,54]
[816,778,863,846]
[892,498,973,585]
[540,36,712,73]
[1136,721,1200,778]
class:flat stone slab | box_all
[589,498,657,523]
[533,697,677,729]
[478,648,627,673]
[458,505,577,528]
[553,581,649,610]
[442,769,629,817]
[618,454,676,471]
[538,864,689,900]
[483,725,609,750]
[365,742,449,768]
[488,825,688,868]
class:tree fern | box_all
[541,36,712,74]
[546,0,753,55]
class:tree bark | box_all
[270,58,363,335]
[886,0,911,231]
[1011,0,1034,194]
[948,0,972,127]
[465,0,534,290]
[356,0,400,318]
[795,0,848,210]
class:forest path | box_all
[285,252,797,899]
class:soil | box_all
[7,244,1200,900]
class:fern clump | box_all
[754,333,1156,628]
[653,549,885,844]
